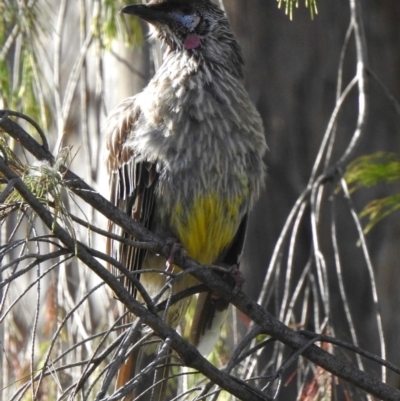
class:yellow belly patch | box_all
[170,192,246,265]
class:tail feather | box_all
[116,353,136,401]
[115,339,172,401]
[190,291,230,356]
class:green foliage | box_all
[345,152,400,189]
[0,132,78,243]
[19,50,41,121]
[277,0,318,20]
[0,1,143,131]
[95,0,143,50]
[360,194,400,233]
[0,1,51,127]
[345,152,400,232]
[0,59,11,105]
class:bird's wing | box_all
[105,96,158,299]
[190,214,249,355]
[106,97,175,401]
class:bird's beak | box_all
[120,4,166,24]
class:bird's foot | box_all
[162,238,186,272]
[210,263,245,302]
[230,266,245,296]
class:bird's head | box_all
[121,0,243,71]
[121,0,225,51]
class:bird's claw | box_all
[210,264,245,302]
[163,238,186,272]
[231,266,245,296]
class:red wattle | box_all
[184,35,201,50]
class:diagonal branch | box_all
[0,155,268,401]
[1,113,400,400]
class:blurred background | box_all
[1,0,400,399]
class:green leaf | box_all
[277,0,318,20]
[95,0,143,50]
[361,195,400,233]
[345,151,400,232]
[345,152,400,191]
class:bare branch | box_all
[1,114,400,400]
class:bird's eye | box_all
[169,10,201,31]
[193,15,202,29]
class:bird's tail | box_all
[190,291,230,356]
[115,336,173,401]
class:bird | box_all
[105,0,267,399]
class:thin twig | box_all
[1,115,400,400]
